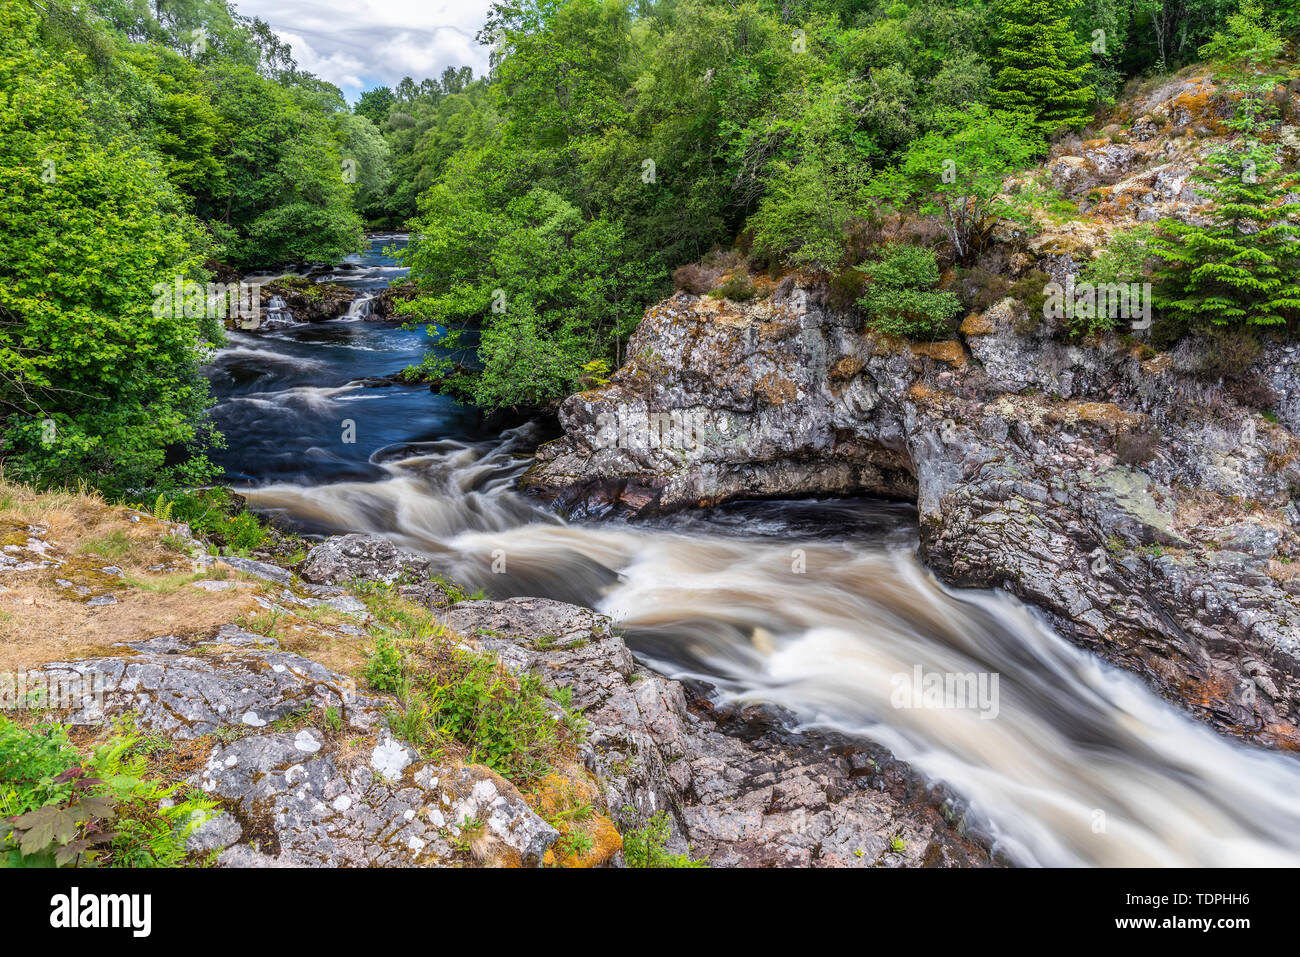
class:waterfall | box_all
[238,431,1300,868]
[342,294,374,321]
[261,294,295,328]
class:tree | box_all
[355,86,395,126]
[1151,140,1300,329]
[0,0,220,494]
[869,105,1042,263]
[989,0,1094,135]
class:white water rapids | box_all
[239,428,1300,868]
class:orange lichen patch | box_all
[547,815,623,868]
[959,312,995,337]
[530,772,622,869]
[870,332,910,357]
[756,318,799,341]
[1266,723,1300,753]
[910,340,966,368]
[1049,400,1143,431]
[753,371,800,406]
[907,383,947,406]
[828,356,865,382]
[1171,84,1226,133]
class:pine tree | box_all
[1152,140,1300,329]
[989,0,1095,136]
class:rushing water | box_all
[206,237,1300,868]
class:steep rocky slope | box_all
[523,73,1300,750]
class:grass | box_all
[358,580,585,785]
[76,530,133,560]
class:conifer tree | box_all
[1152,140,1300,329]
[989,0,1095,135]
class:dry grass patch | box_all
[0,576,263,672]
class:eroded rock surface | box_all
[444,597,991,867]
[26,626,559,868]
[523,282,1300,749]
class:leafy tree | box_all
[338,111,392,222]
[202,66,364,266]
[869,105,1042,262]
[857,245,963,338]
[401,178,653,409]
[1151,140,1300,329]
[355,85,396,126]
[0,0,221,494]
[989,0,1095,134]
[1198,0,1286,74]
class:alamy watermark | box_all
[1,671,105,711]
[593,406,745,451]
[890,665,1000,719]
[151,277,261,322]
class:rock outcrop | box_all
[523,283,1300,750]
[25,624,560,867]
[443,597,990,867]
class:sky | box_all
[231,0,495,102]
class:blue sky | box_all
[232,0,495,102]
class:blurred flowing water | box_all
[204,238,1300,868]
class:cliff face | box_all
[525,255,1300,757]
[524,70,1300,749]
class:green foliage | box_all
[0,717,214,867]
[622,810,706,868]
[151,487,271,554]
[0,0,221,497]
[402,182,655,409]
[1198,0,1286,77]
[989,0,1094,135]
[869,105,1043,262]
[857,245,963,338]
[396,0,1028,408]
[1072,224,1156,335]
[708,270,759,302]
[359,583,582,783]
[1151,140,1300,330]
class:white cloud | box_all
[231,0,494,100]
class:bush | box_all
[0,718,214,867]
[672,264,714,295]
[708,270,757,302]
[857,245,962,338]
[622,811,706,868]
[1114,428,1161,467]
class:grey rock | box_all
[524,280,1300,749]
[27,624,384,737]
[299,533,432,586]
[443,598,988,868]
[219,556,293,586]
[186,810,242,854]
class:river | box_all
[202,235,1300,867]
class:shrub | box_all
[1114,428,1161,467]
[622,811,706,868]
[672,264,713,294]
[857,245,962,338]
[1200,326,1263,380]
[708,270,757,303]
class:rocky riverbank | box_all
[523,71,1300,750]
[1,491,989,867]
